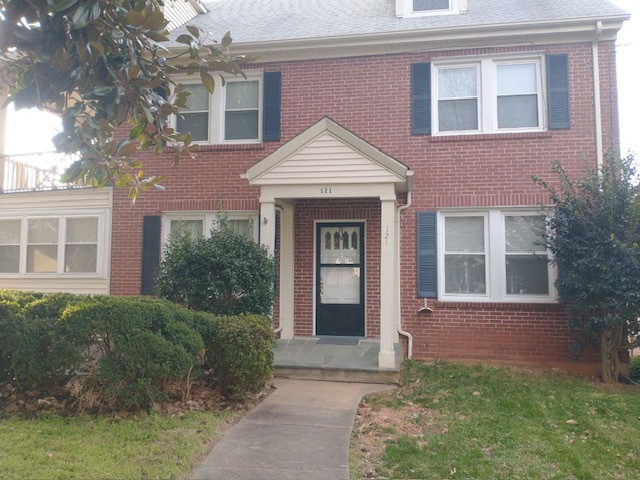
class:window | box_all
[173,75,263,144]
[0,215,105,276]
[162,212,259,246]
[433,57,543,135]
[417,210,555,302]
[401,0,463,16]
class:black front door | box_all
[315,222,365,336]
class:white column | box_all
[279,203,295,339]
[259,200,276,256]
[379,197,397,369]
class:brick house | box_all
[0,0,629,374]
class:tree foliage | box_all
[0,0,252,199]
[154,215,277,316]
[534,153,640,382]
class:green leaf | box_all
[126,11,146,27]
[118,142,139,157]
[221,31,233,48]
[186,25,200,39]
[70,1,102,29]
[200,71,215,93]
[49,0,80,13]
[175,34,193,45]
[129,123,146,140]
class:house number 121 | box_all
[320,187,332,194]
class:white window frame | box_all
[0,212,108,278]
[162,211,259,248]
[438,209,556,303]
[171,72,263,145]
[432,55,546,136]
[402,0,461,17]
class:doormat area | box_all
[317,337,359,346]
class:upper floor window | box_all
[0,215,105,276]
[434,57,543,135]
[175,76,262,144]
[401,0,464,17]
[410,54,570,136]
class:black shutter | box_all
[263,71,282,141]
[417,211,438,298]
[411,63,431,135]
[547,54,570,130]
[141,216,161,295]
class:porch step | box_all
[274,337,402,384]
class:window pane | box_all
[0,220,21,244]
[226,81,259,109]
[176,112,209,141]
[27,245,57,273]
[439,67,477,99]
[505,216,545,252]
[445,254,486,294]
[67,218,98,243]
[320,266,361,304]
[28,218,58,244]
[170,220,204,239]
[497,95,538,129]
[228,219,250,236]
[225,111,259,140]
[445,217,484,252]
[497,63,537,95]
[0,246,19,273]
[180,84,209,110]
[439,99,478,131]
[65,244,98,273]
[506,255,549,295]
[414,0,450,11]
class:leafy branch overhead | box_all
[0,0,254,199]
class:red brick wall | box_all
[109,40,617,371]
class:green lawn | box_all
[0,411,237,480]
[353,361,640,480]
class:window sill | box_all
[429,131,553,143]
[190,142,267,152]
[432,299,561,309]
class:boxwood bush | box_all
[630,356,640,383]
[0,291,275,410]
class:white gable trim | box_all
[245,117,410,191]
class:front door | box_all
[315,223,365,336]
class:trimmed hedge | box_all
[0,291,275,409]
[630,356,640,383]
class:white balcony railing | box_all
[0,152,83,192]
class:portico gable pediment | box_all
[245,118,409,191]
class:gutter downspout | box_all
[593,21,604,169]
[396,171,414,359]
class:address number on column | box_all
[320,187,332,194]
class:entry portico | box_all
[244,118,412,369]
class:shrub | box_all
[630,356,640,383]
[208,314,275,397]
[154,216,277,316]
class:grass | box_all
[353,361,640,480]
[0,411,238,480]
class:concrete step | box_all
[274,365,400,384]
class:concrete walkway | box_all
[192,379,394,480]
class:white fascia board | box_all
[218,16,628,62]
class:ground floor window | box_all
[417,209,555,302]
[162,211,259,246]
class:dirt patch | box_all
[352,397,442,479]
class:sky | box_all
[2,1,639,157]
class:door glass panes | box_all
[65,218,98,273]
[505,215,548,295]
[0,219,21,273]
[320,226,360,264]
[497,63,539,129]
[27,218,59,273]
[438,67,479,132]
[444,216,486,294]
[225,81,259,140]
[413,0,449,10]
[176,84,209,141]
[320,267,360,304]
